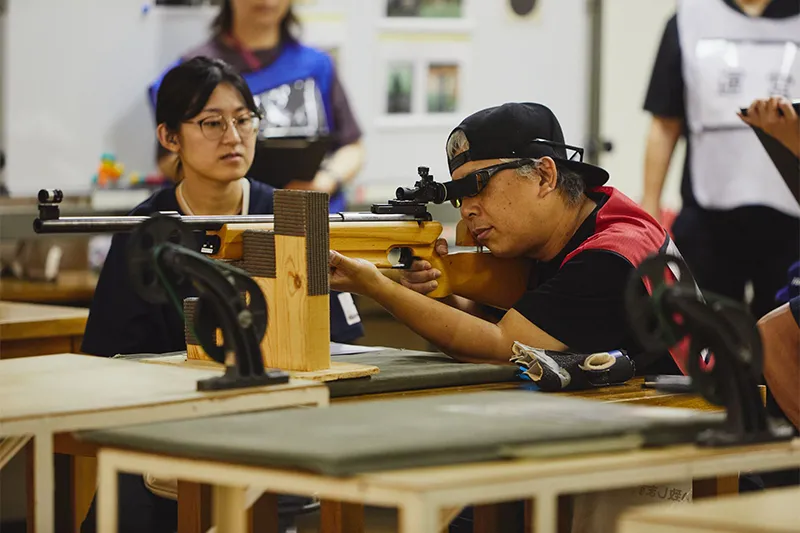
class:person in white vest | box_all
[641,0,800,494]
[641,0,800,321]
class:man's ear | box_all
[537,157,559,197]
[157,124,180,154]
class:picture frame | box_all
[386,0,464,19]
[379,0,473,33]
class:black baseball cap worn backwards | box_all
[445,102,609,202]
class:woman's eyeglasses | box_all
[186,114,261,141]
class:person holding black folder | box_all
[149,0,365,343]
[739,95,800,201]
[740,95,800,431]
[640,0,800,323]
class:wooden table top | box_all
[618,485,800,533]
[0,301,89,340]
[357,438,800,493]
[0,353,325,435]
[131,352,721,411]
[0,270,98,304]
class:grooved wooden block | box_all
[254,276,278,368]
[274,235,330,371]
[273,189,329,297]
[242,231,276,279]
[183,298,199,346]
[184,297,223,362]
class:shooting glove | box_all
[510,341,635,391]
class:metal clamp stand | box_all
[626,254,795,446]
[127,215,288,391]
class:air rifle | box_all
[34,167,531,310]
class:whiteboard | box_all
[2,0,590,202]
[2,0,214,197]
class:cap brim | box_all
[555,159,610,187]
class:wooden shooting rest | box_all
[184,189,532,381]
[183,190,377,381]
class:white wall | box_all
[1,0,590,203]
[340,0,590,203]
[2,0,214,198]
[598,0,684,210]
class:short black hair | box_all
[155,56,261,132]
[211,0,301,44]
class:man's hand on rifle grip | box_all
[399,238,448,295]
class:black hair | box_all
[156,56,261,133]
[211,0,301,44]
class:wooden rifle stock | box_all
[212,219,531,310]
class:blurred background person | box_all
[640,0,800,323]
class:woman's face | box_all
[173,83,258,184]
[231,0,291,28]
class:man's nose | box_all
[460,196,479,218]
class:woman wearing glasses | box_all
[80,57,311,533]
[149,0,365,344]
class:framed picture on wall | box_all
[377,56,465,128]
[387,61,414,114]
[426,63,459,113]
[386,0,463,18]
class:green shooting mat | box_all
[328,349,519,397]
[77,390,723,476]
[115,346,521,398]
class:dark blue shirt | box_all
[81,179,363,357]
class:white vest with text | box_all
[678,0,800,216]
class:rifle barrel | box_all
[33,212,423,234]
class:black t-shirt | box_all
[512,191,680,375]
[643,0,800,208]
[81,179,363,357]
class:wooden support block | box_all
[184,297,223,362]
[320,501,365,533]
[183,190,336,373]
[272,190,331,372]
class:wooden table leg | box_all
[71,456,97,533]
[320,500,365,533]
[96,453,118,533]
[529,496,572,533]
[34,432,55,533]
[177,481,211,533]
[213,486,248,533]
[26,440,34,533]
[474,502,524,533]
[533,494,557,533]
[249,491,278,533]
[693,475,739,499]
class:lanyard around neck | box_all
[226,33,263,71]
